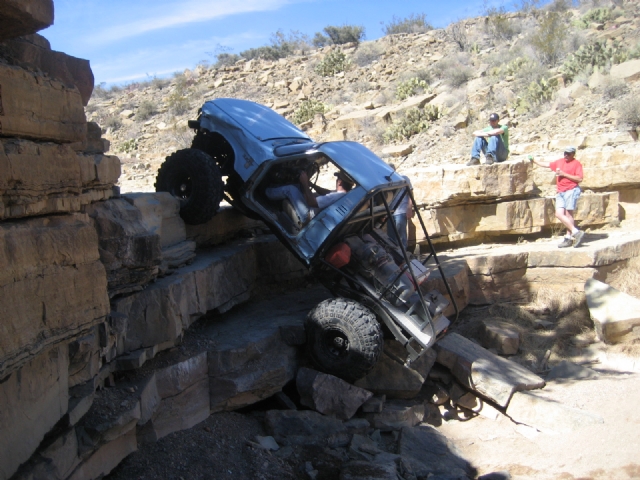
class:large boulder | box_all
[0,0,53,41]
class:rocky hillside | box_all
[87,1,640,194]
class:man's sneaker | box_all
[558,237,573,248]
[485,155,495,165]
[466,157,480,166]
[572,230,585,248]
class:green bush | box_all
[576,7,612,28]
[291,100,326,125]
[528,11,568,65]
[322,25,365,45]
[118,138,138,154]
[136,100,157,122]
[383,106,442,142]
[240,30,309,61]
[383,13,432,35]
[315,51,351,76]
[395,77,429,100]
[561,41,629,81]
[214,53,241,68]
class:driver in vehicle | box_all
[265,170,354,225]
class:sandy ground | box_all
[439,360,640,480]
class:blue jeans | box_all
[265,185,310,222]
[471,135,508,162]
[388,213,408,248]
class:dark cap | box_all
[489,113,499,122]
[564,146,576,154]
[334,171,353,184]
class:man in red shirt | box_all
[530,147,585,248]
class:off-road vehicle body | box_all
[156,98,458,381]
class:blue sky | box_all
[42,0,505,86]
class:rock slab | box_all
[585,278,640,343]
[434,333,545,407]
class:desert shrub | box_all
[104,116,122,131]
[528,11,568,65]
[444,66,473,88]
[515,0,543,12]
[599,77,628,99]
[291,99,326,125]
[546,0,572,12]
[575,7,612,28]
[118,138,138,154]
[167,91,190,115]
[315,51,351,76]
[352,42,383,67]
[383,106,442,142]
[322,24,365,46]
[431,54,473,88]
[214,53,241,68]
[395,77,429,100]
[383,13,432,35]
[448,21,470,52]
[484,5,519,41]
[92,83,109,99]
[241,30,310,61]
[616,96,640,128]
[151,76,171,89]
[136,100,157,122]
[561,40,629,81]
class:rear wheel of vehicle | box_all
[155,148,223,225]
[305,298,383,382]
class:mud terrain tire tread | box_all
[306,298,383,382]
[155,148,223,225]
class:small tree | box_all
[448,21,470,52]
[529,11,568,65]
[322,25,365,45]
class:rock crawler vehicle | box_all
[155,98,458,382]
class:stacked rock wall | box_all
[0,6,310,478]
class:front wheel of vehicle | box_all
[305,298,383,382]
[155,148,223,225]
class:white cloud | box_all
[92,32,260,84]
[90,0,301,45]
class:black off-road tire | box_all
[305,298,383,382]
[155,148,223,225]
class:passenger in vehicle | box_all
[265,170,354,225]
